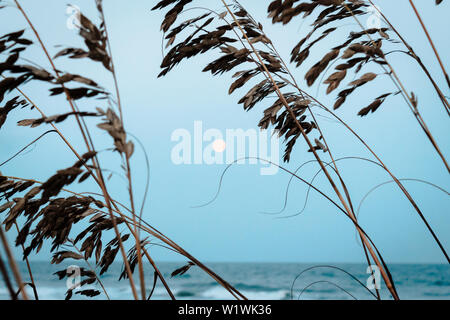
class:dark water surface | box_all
[1,262,448,300]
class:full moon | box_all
[212,139,226,153]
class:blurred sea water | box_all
[0,262,448,300]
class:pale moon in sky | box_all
[212,139,226,153]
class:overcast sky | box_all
[0,0,449,264]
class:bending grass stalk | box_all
[230,2,378,297]
[5,175,246,300]
[276,159,447,221]
[119,219,175,300]
[357,178,450,220]
[290,265,377,300]
[141,247,175,300]
[7,78,139,300]
[0,250,16,300]
[0,225,28,300]
[78,190,178,300]
[305,90,450,264]
[6,2,245,301]
[233,0,366,248]
[12,0,140,299]
[78,197,246,299]
[117,209,246,300]
[190,7,376,291]
[109,207,243,300]
[220,0,399,300]
[0,104,173,297]
[195,154,397,300]
[408,0,450,88]
[354,177,450,246]
[342,2,450,173]
[248,10,380,298]
[218,156,399,299]
[70,240,110,300]
[0,130,57,168]
[366,0,450,116]
[13,0,95,161]
[193,154,397,278]
[96,1,146,300]
[14,223,38,300]
[126,133,151,233]
[266,43,450,262]
[5,172,174,300]
[255,7,450,262]
[260,157,380,217]
[278,160,353,220]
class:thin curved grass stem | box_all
[13,223,38,300]
[366,0,450,115]
[342,2,449,172]
[4,175,246,300]
[407,0,450,88]
[0,250,16,299]
[290,265,377,300]
[97,2,146,299]
[12,0,139,299]
[260,15,380,296]
[0,130,57,168]
[0,225,28,300]
[69,240,110,300]
[309,92,450,264]
[298,280,357,300]
[7,75,139,298]
[221,0,398,299]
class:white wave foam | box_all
[201,286,288,300]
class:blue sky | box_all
[0,1,449,264]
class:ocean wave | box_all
[176,290,196,298]
[2,262,448,300]
[201,286,289,300]
[234,283,281,292]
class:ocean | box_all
[0,262,448,300]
